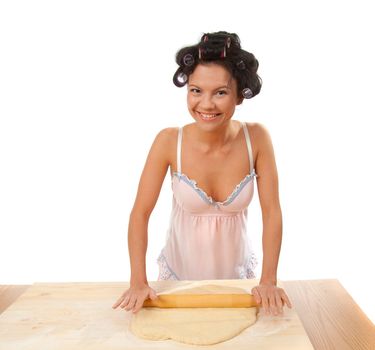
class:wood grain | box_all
[0,285,30,314]
[283,279,375,350]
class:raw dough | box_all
[129,284,258,345]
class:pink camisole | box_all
[157,121,259,280]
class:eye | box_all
[190,88,200,93]
[217,90,227,96]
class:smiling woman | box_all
[113,31,292,319]
[187,64,240,124]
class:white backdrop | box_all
[1,0,374,324]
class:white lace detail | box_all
[157,252,179,280]
[173,168,258,206]
[237,252,258,279]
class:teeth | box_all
[200,112,219,119]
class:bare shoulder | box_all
[154,127,178,152]
[243,122,273,164]
[154,126,176,141]
[244,121,271,143]
[244,122,280,210]
[140,126,176,172]
[130,126,177,217]
[152,126,178,165]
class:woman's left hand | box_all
[251,283,292,316]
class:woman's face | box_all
[187,63,242,128]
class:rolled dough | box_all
[129,284,258,346]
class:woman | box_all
[113,31,292,316]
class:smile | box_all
[198,112,222,121]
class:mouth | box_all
[197,112,222,121]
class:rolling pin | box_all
[143,293,258,308]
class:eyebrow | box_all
[188,84,231,90]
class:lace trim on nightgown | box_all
[172,168,258,207]
[237,251,258,279]
[157,252,179,280]
[157,251,258,280]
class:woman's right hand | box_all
[112,282,158,314]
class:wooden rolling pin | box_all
[143,293,258,308]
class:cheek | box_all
[187,96,197,108]
[217,99,234,110]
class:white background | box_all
[1,0,374,324]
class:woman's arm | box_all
[113,127,173,313]
[254,123,282,284]
[128,127,172,284]
[248,122,291,315]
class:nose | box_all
[199,94,215,110]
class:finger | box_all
[120,294,131,309]
[275,293,284,314]
[260,291,270,314]
[281,291,293,308]
[149,289,158,300]
[112,298,123,309]
[251,288,262,304]
[124,296,137,311]
[112,292,128,309]
[268,294,278,315]
[132,297,145,314]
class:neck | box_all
[192,119,237,152]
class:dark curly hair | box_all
[173,31,262,101]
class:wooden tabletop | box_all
[1,280,374,350]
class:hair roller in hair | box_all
[242,88,253,99]
[173,67,188,87]
[183,54,195,67]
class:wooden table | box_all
[0,280,374,349]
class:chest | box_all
[170,143,257,204]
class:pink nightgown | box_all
[157,121,259,280]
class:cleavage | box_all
[178,168,250,204]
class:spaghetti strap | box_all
[241,121,255,174]
[177,127,183,174]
